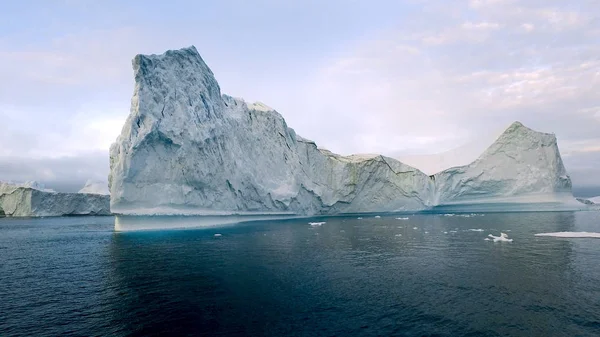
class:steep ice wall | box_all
[0,182,110,217]
[79,180,110,195]
[109,46,434,215]
[433,122,574,206]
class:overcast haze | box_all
[1,0,599,196]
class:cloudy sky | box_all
[1,0,599,195]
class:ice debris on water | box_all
[468,229,484,232]
[214,233,222,237]
[487,233,512,242]
[413,227,418,230]
[395,217,409,220]
[375,216,381,218]
[309,222,326,226]
[395,234,402,237]
[357,217,363,219]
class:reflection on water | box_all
[1,212,600,336]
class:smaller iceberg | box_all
[535,232,600,238]
[487,233,513,242]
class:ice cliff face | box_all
[0,182,110,217]
[433,122,573,206]
[109,46,434,215]
[79,180,110,195]
[109,46,575,215]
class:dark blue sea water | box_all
[2,212,600,336]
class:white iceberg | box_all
[108,46,579,216]
[534,232,600,238]
[0,181,110,217]
[487,233,513,242]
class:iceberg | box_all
[78,180,110,195]
[431,121,578,211]
[535,232,600,238]
[0,181,110,217]
[487,233,513,242]
[109,46,580,216]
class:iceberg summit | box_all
[109,46,580,216]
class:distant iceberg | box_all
[79,180,110,195]
[0,181,110,217]
[535,232,600,238]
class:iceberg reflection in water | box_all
[114,214,305,231]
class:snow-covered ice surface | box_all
[0,181,110,217]
[109,46,581,217]
[79,180,110,195]
[588,196,600,204]
[535,232,600,238]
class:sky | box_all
[1,0,599,195]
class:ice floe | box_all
[468,229,485,232]
[395,217,409,220]
[214,233,222,237]
[309,222,326,226]
[487,233,512,242]
[534,232,600,238]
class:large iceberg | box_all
[430,122,578,212]
[0,181,110,217]
[109,46,579,216]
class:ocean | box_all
[1,211,600,336]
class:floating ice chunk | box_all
[487,232,512,242]
[357,217,363,219]
[534,232,600,238]
[449,230,457,233]
[395,217,409,220]
[484,238,491,241]
[413,227,418,230]
[309,222,326,226]
[395,234,402,237]
[443,231,448,234]
[374,216,381,218]
[443,214,455,217]
[214,233,222,237]
[425,231,429,234]
[468,229,484,232]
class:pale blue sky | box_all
[1,0,599,194]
